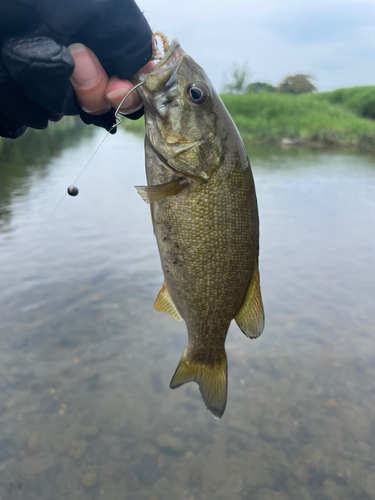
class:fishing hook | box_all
[109,81,145,133]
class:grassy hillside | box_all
[317,86,375,120]
[222,91,375,148]
[122,86,375,149]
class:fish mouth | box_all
[134,39,184,90]
[150,39,183,75]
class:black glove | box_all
[0,0,152,138]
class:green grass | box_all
[317,86,375,120]
[222,91,375,147]
[123,86,375,149]
[121,116,145,134]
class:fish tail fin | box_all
[170,347,227,419]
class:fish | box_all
[132,35,264,418]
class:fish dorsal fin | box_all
[154,282,182,321]
[135,178,188,204]
[235,264,265,339]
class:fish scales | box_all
[133,37,264,418]
[148,148,258,353]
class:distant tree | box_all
[278,74,317,94]
[246,82,276,94]
[222,62,252,94]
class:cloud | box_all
[263,1,375,44]
[136,0,375,90]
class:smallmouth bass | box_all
[132,36,264,418]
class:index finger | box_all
[105,62,155,114]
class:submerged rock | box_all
[134,454,159,485]
[67,440,87,460]
[0,438,15,462]
[323,399,338,409]
[256,489,289,500]
[27,436,37,451]
[156,433,184,453]
[82,472,97,487]
[188,467,203,489]
[78,423,99,439]
[227,418,259,436]
[151,372,164,393]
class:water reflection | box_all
[0,118,93,234]
[0,127,375,500]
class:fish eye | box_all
[186,83,209,105]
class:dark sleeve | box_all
[0,0,152,138]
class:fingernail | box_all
[82,104,112,115]
[120,103,144,115]
[68,43,99,88]
[106,88,136,109]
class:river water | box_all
[0,123,374,500]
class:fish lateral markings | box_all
[132,35,264,418]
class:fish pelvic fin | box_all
[170,348,228,419]
[153,282,182,321]
[235,263,265,339]
[135,178,188,204]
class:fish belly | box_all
[150,157,259,353]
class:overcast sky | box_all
[136,0,375,92]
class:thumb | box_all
[68,43,111,115]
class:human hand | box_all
[0,0,152,139]
[68,43,154,117]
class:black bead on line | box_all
[67,185,79,197]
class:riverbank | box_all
[0,116,85,154]
[122,86,375,150]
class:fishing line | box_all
[29,28,169,243]
[68,81,145,192]
[29,82,145,242]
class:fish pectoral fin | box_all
[153,282,182,321]
[135,178,188,204]
[170,347,227,419]
[235,264,265,339]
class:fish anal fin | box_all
[153,282,182,321]
[235,265,265,339]
[170,348,227,419]
[135,178,188,204]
